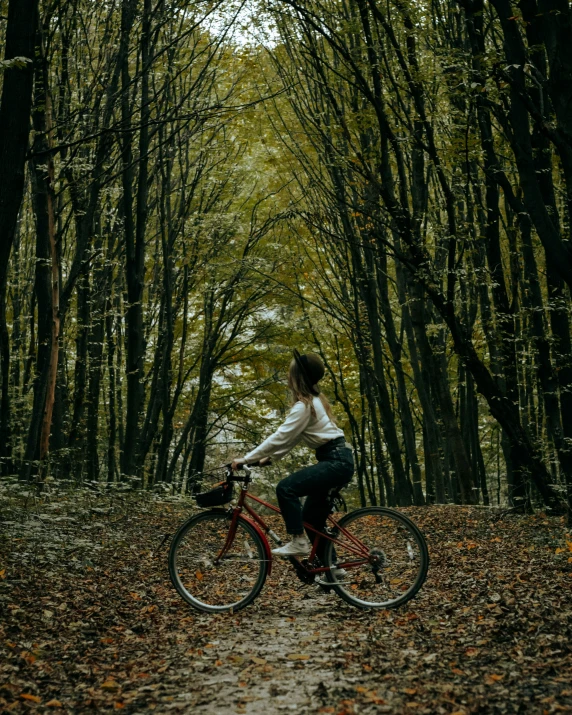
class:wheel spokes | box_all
[173,515,265,608]
[331,512,425,606]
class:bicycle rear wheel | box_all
[323,507,428,609]
[169,509,268,613]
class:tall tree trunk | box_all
[0,0,39,472]
[487,0,572,291]
[187,378,214,479]
[85,231,108,482]
[106,288,119,483]
[154,141,176,484]
[120,0,145,481]
[376,245,424,505]
[23,19,59,483]
[65,274,89,480]
[408,280,477,503]
[547,270,572,517]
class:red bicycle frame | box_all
[217,480,372,574]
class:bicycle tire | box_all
[323,506,429,609]
[169,509,269,613]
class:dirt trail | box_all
[1,499,571,714]
[182,591,378,714]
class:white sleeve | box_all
[241,401,312,463]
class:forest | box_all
[0,0,572,513]
[1,1,572,713]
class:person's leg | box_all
[274,449,354,557]
[276,463,321,535]
[302,492,334,564]
[302,451,354,564]
[278,459,350,538]
[277,458,352,530]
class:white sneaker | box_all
[315,567,348,586]
[271,535,311,557]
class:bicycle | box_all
[168,462,429,613]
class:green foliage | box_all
[0,56,33,71]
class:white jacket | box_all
[242,396,345,463]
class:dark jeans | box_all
[276,437,354,561]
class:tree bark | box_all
[0,0,39,472]
[23,19,59,483]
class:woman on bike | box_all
[231,350,354,567]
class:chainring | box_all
[288,556,318,585]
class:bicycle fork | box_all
[214,503,279,565]
[214,508,242,563]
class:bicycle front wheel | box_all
[169,510,269,613]
[323,507,429,609]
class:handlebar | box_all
[224,459,272,477]
[244,458,272,468]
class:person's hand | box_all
[230,459,243,471]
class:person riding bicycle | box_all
[231,350,354,572]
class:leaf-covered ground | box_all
[1,493,571,714]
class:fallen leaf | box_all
[287,653,310,660]
[101,679,120,691]
[21,650,36,665]
[46,700,63,708]
[20,694,42,703]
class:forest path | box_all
[183,590,377,714]
[1,499,571,714]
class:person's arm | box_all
[240,401,312,464]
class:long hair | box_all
[287,358,337,423]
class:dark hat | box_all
[293,349,325,396]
